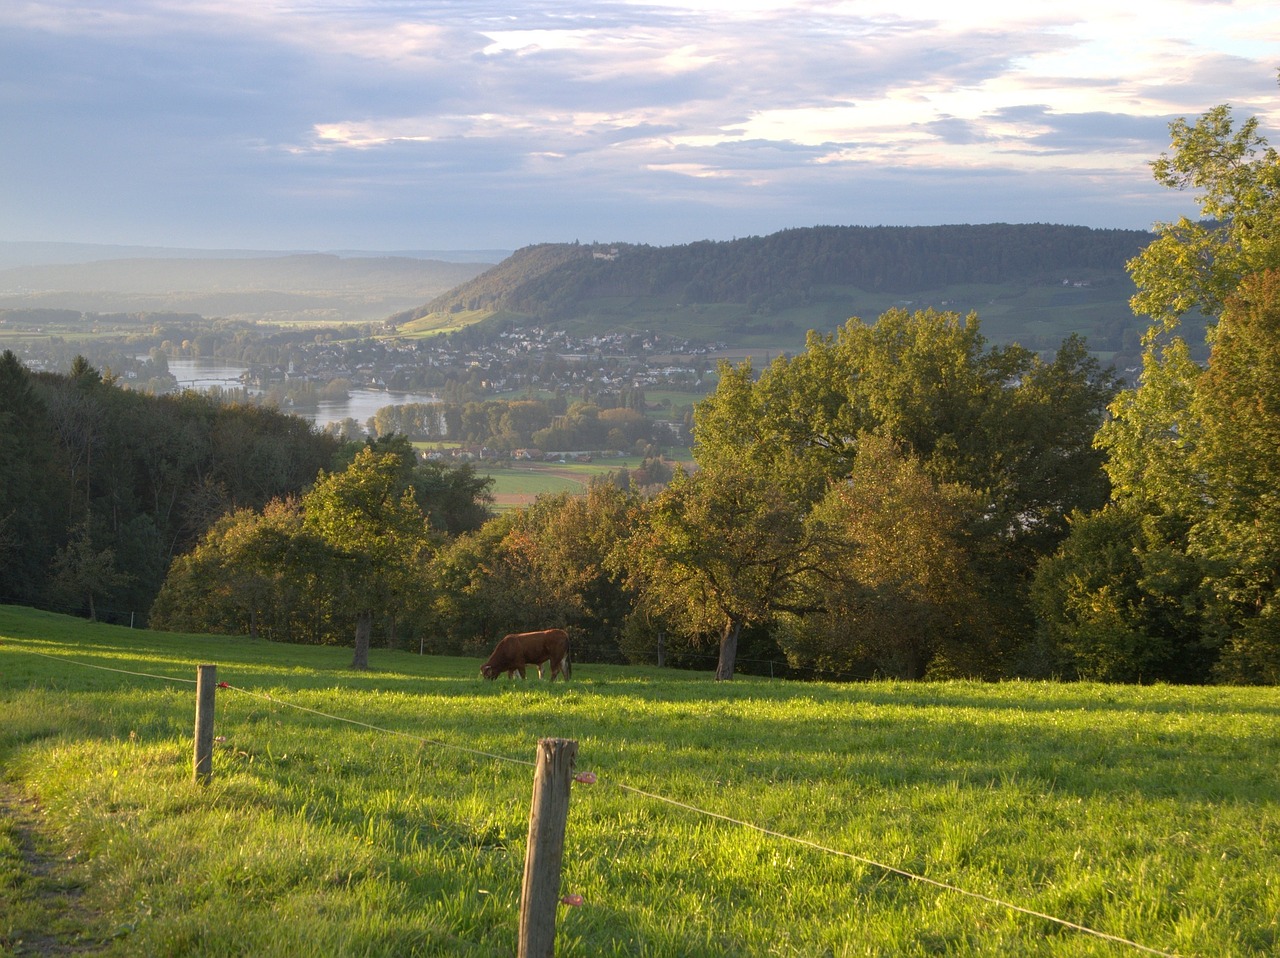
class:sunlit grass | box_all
[2,606,1278,956]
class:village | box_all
[275,323,728,398]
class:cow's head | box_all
[480,664,498,680]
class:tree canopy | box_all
[1037,82,1280,684]
[0,351,340,621]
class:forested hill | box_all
[395,224,1153,340]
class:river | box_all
[165,358,439,429]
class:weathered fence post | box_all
[518,737,578,958]
[193,664,217,786]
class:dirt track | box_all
[0,783,97,955]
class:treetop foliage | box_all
[1129,95,1280,327]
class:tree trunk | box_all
[352,610,372,669]
[715,618,741,681]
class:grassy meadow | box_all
[1,605,1278,957]
[460,451,695,510]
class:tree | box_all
[0,351,61,604]
[1039,84,1280,684]
[149,499,332,643]
[786,435,989,679]
[411,460,494,535]
[624,464,811,680]
[48,523,132,621]
[1031,505,1209,682]
[427,515,533,654]
[1190,270,1280,681]
[425,479,637,658]
[341,433,493,535]
[696,310,1113,531]
[691,308,1117,675]
[303,447,435,669]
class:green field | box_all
[477,453,693,509]
[2,606,1278,956]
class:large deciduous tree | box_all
[1128,99,1280,328]
[427,479,638,658]
[696,309,1113,541]
[1031,504,1209,682]
[303,447,436,669]
[1038,82,1280,683]
[786,435,989,679]
[623,464,814,680]
[689,308,1115,676]
[149,499,331,643]
[1191,270,1280,681]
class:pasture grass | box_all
[485,467,590,497]
[1,605,1278,956]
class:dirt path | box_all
[0,783,98,955]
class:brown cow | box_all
[480,628,571,681]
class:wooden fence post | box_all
[518,737,578,958]
[193,664,217,786]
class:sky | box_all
[3,0,1279,253]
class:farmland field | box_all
[485,465,589,507]
[2,606,1278,956]
[476,451,693,509]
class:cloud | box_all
[1,0,1277,249]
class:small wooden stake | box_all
[518,737,578,958]
[193,664,217,786]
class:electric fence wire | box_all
[2,641,1190,958]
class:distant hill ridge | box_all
[401,223,1153,325]
[0,254,486,295]
[0,251,496,326]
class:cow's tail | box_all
[562,645,572,680]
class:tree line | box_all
[144,300,1119,679]
[6,89,1278,684]
[363,395,662,454]
[0,360,495,625]
[0,355,342,619]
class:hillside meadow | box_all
[1,606,1277,957]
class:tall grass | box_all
[2,605,1278,956]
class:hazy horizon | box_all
[5,2,1278,254]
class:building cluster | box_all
[268,325,722,397]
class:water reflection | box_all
[166,358,439,428]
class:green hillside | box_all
[394,224,1157,353]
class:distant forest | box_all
[408,224,1152,321]
[0,351,341,620]
[0,350,503,626]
